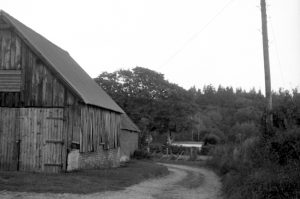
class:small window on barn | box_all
[0,70,21,92]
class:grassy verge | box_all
[157,159,205,167]
[0,160,168,194]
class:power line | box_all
[160,0,236,68]
[269,17,287,90]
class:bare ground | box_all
[0,163,222,199]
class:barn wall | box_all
[120,130,139,159]
[79,105,120,153]
[0,107,66,173]
[0,106,122,172]
[0,26,77,107]
[63,105,121,170]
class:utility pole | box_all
[260,0,273,130]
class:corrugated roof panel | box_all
[0,10,124,113]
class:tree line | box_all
[95,66,300,144]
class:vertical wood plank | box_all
[8,108,13,170]
[0,108,3,169]
[62,107,68,171]
[41,108,47,172]
[12,108,17,170]
[29,108,33,171]
[15,36,21,70]
[33,109,37,170]
[22,108,28,171]
[10,31,16,69]
[20,41,26,106]
[59,108,63,172]
[37,109,42,171]
[0,30,3,70]
[1,30,11,69]
[18,108,23,171]
[31,54,38,106]
[3,108,8,170]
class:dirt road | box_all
[0,164,222,199]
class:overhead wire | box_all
[269,15,287,90]
[160,0,236,68]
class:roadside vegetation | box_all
[96,67,300,198]
[0,160,168,193]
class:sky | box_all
[2,0,300,92]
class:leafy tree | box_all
[95,67,198,137]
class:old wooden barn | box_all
[0,10,125,172]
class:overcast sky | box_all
[2,0,300,92]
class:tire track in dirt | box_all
[0,163,222,199]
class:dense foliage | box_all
[95,67,300,198]
[95,67,198,138]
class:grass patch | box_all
[0,160,168,194]
[156,159,207,168]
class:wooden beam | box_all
[44,163,63,167]
[45,140,64,144]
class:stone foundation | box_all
[67,147,120,171]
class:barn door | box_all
[19,108,64,172]
[43,108,64,173]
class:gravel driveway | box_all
[0,163,222,199]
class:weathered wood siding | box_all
[0,23,77,108]
[64,104,81,150]
[19,108,65,172]
[79,106,120,153]
[0,107,65,172]
[0,108,19,170]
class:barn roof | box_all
[0,10,124,113]
[121,114,141,133]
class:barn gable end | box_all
[0,11,123,172]
[0,14,76,108]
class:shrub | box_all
[228,122,260,143]
[207,144,237,175]
[200,144,214,155]
[203,133,221,145]
[209,127,300,199]
[267,128,300,165]
[132,150,152,160]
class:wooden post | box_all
[260,0,273,128]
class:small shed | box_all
[171,141,204,151]
[0,10,125,172]
[120,114,140,160]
